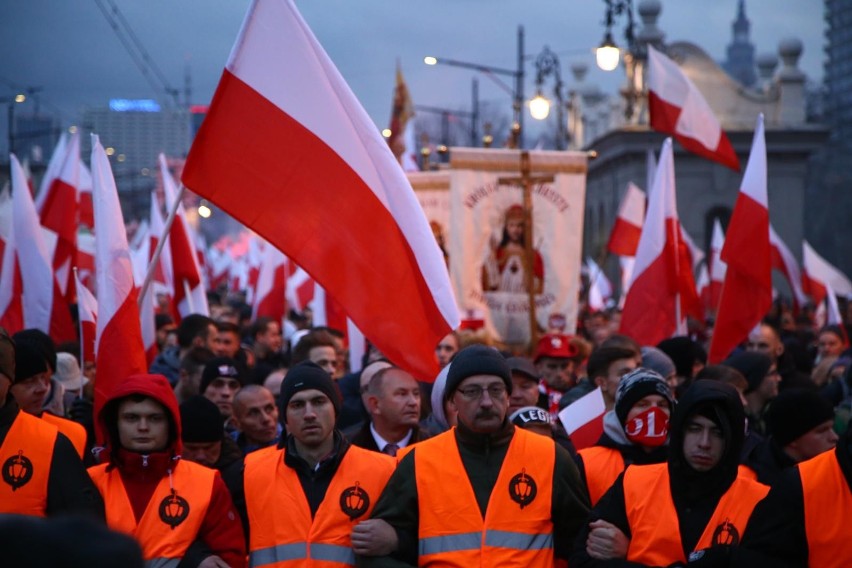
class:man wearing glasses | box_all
[355,344,590,566]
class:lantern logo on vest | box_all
[159,490,190,529]
[509,468,537,509]
[3,450,34,491]
[712,518,740,546]
[339,482,370,520]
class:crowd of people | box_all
[1,292,851,567]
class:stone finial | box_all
[637,0,664,47]
[756,53,778,81]
[777,38,805,81]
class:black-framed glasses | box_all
[457,384,507,401]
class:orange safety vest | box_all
[799,449,852,568]
[41,412,87,459]
[89,458,215,566]
[577,446,625,505]
[737,464,758,481]
[244,444,395,567]
[623,463,769,565]
[415,427,555,568]
[0,411,57,517]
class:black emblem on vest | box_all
[2,451,34,491]
[712,518,740,546]
[158,490,190,529]
[509,468,537,509]
[340,482,370,520]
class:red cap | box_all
[533,333,578,362]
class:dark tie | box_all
[382,443,399,457]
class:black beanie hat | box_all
[179,396,224,443]
[444,344,512,401]
[200,357,247,395]
[13,338,48,382]
[12,329,57,373]
[657,336,706,380]
[615,367,674,425]
[766,388,835,447]
[279,361,341,417]
[723,351,772,394]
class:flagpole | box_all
[139,183,185,307]
[73,267,85,400]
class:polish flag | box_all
[586,257,613,311]
[707,219,727,311]
[160,154,208,319]
[0,183,22,331]
[35,134,68,212]
[558,387,606,451]
[680,226,705,272]
[2,155,75,342]
[181,0,459,379]
[78,161,94,230]
[286,266,315,313]
[768,225,808,310]
[76,232,96,293]
[696,264,711,310]
[311,283,348,336]
[709,115,772,363]
[803,241,852,305]
[618,256,635,308]
[252,241,288,322]
[91,135,148,443]
[39,131,82,302]
[620,138,697,345]
[607,181,645,256]
[648,45,739,171]
[148,186,174,301]
[207,247,232,291]
[74,269,97,366]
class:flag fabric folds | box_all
[607,181,645,257]
[647,45,739,171]
[252,241,288,322]
[181,0,458,380]
[802,241,852,306]
[91,135,148,443]
[75,269,98,367]
[709,115,772,363]
[768,225,808,310]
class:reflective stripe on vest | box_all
[800,448,852,568]
[415,427,556,567]
[623,463,769,565]
[89,459,215,563]
[244,444,396,567]
[0,411,57,517]
[41,412,87,459]
[577,446,626,505]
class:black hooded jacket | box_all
[570,381,748,567]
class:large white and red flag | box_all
[768,225,808,310]
[709,115,772,363]
[707,219,727,311]
[38,131,82,301]
[620,138,697,345]
[0,183,21,331]
[181,0,458,379]
[147,186,174,301]
[802,241,852,306]
[91,135,148,442]
[558,387,606,451]
[74,268,97,368]
[607,181,645,257]
[35,134,68,212]
[1,155,75,342]
[160,154,209,319]
[648,45,739,171]
[252,240,288,322]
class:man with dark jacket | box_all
[150,314,218,385]
[0,328,104,518]
[358,345,590,566]
[571,381,768,567]
[88,373,245,567]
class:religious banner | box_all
[449,148,587,347]
[408,171,450,268]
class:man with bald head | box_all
[232,385,281,455]
[747,322,813,391]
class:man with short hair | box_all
[88,373,245,566]
[347,367,428,456]
[0,328,104,518]
[724,351,780,436]
[150,314,217,384]
[174,346,215,404]
[534,333,580,419]
[747,322,813,391]
[571,381,769,567]
[291,329,340,378]
[213,321,242,359]
[249,316,286,384]
[226,362,396,564]
[200,357,246,425]
[435,332,459,369]
[358,345,590,565]
[506,356,541,415]
[231,385,281,455]
[587,346,639,410]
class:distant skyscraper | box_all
[825,0,852,143]
[722,0,757,87]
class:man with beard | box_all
[571,381,769,567]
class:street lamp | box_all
[596,0,635,71]
[529,93,550,120]
[424,25,525,148]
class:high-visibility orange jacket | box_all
[577,446,625,505]
[244,444,395,567]
[415,427,556,567]
[623,463,769,565]
[0,411,57,516]
[41,412,86,459]
[89,459,215,566]
[799,449,852,568]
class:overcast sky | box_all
[1,0,824,155]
